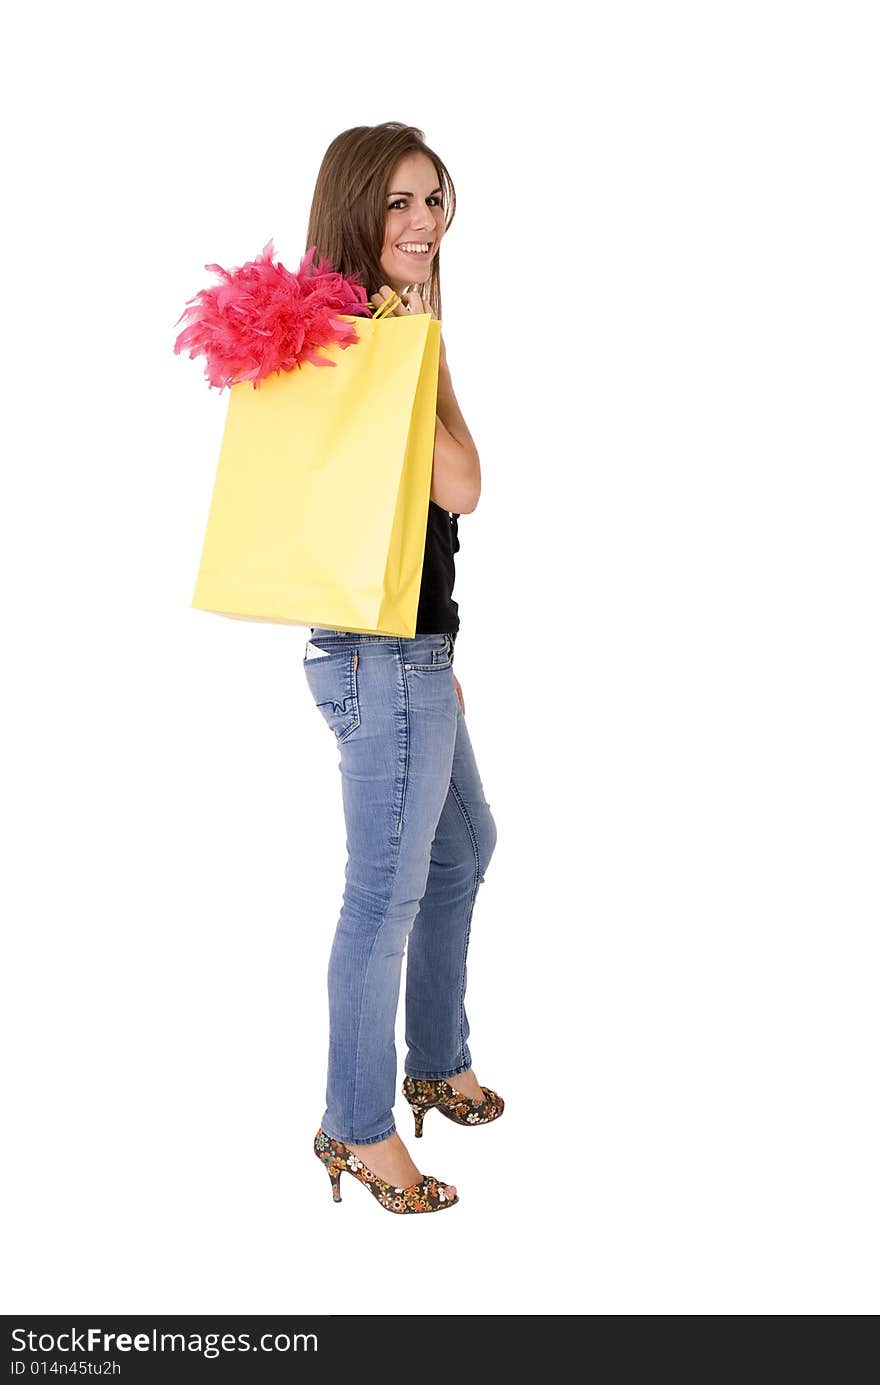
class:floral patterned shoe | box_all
[313,1129,459,1214]
[402,1075,505,1138]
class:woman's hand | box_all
[371,285,432,316]
[453,673,465,715]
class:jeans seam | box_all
[448,773,481,1068]
[348,644,408,1138]
[405,1061,471,1080]
[394,641,410,838]
[323,1120,397,1146]
[348,853,401,1138]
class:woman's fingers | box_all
[370,285,399,313]
[370,285,432,316]
[403,289,433,316]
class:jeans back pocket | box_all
[303,644,361,743]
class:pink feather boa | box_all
[173,241,372,389]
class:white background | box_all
[3,0,878,1316]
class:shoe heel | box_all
[326,1166,342,1202]
[411,1104,428,1138]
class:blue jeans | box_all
[303,627,498,1144]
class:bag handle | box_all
[371,289,403,320]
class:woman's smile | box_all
[394,242,434,262]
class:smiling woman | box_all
[300,122,502,1216]
[305,123,456,319]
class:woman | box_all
[305,124,502,1215]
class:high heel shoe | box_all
[402,1075,505,1137]
[313,1129,459,1214]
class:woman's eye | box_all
[388,197,442,210]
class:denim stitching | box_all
[347,641,409,1139]
[448,774,481,1067]
[404,1060,471,1080]
[322,1119,396,1146]
[347,849,403,1141]
[394,639,410,838]
[305,647,360,741]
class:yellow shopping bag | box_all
[189,291,442,637]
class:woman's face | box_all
[379,152,446,293]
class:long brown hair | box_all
[305,122,457,321]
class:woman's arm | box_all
[370,286,481,514]
[431,345,481,514]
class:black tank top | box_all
[415,501,460,636]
